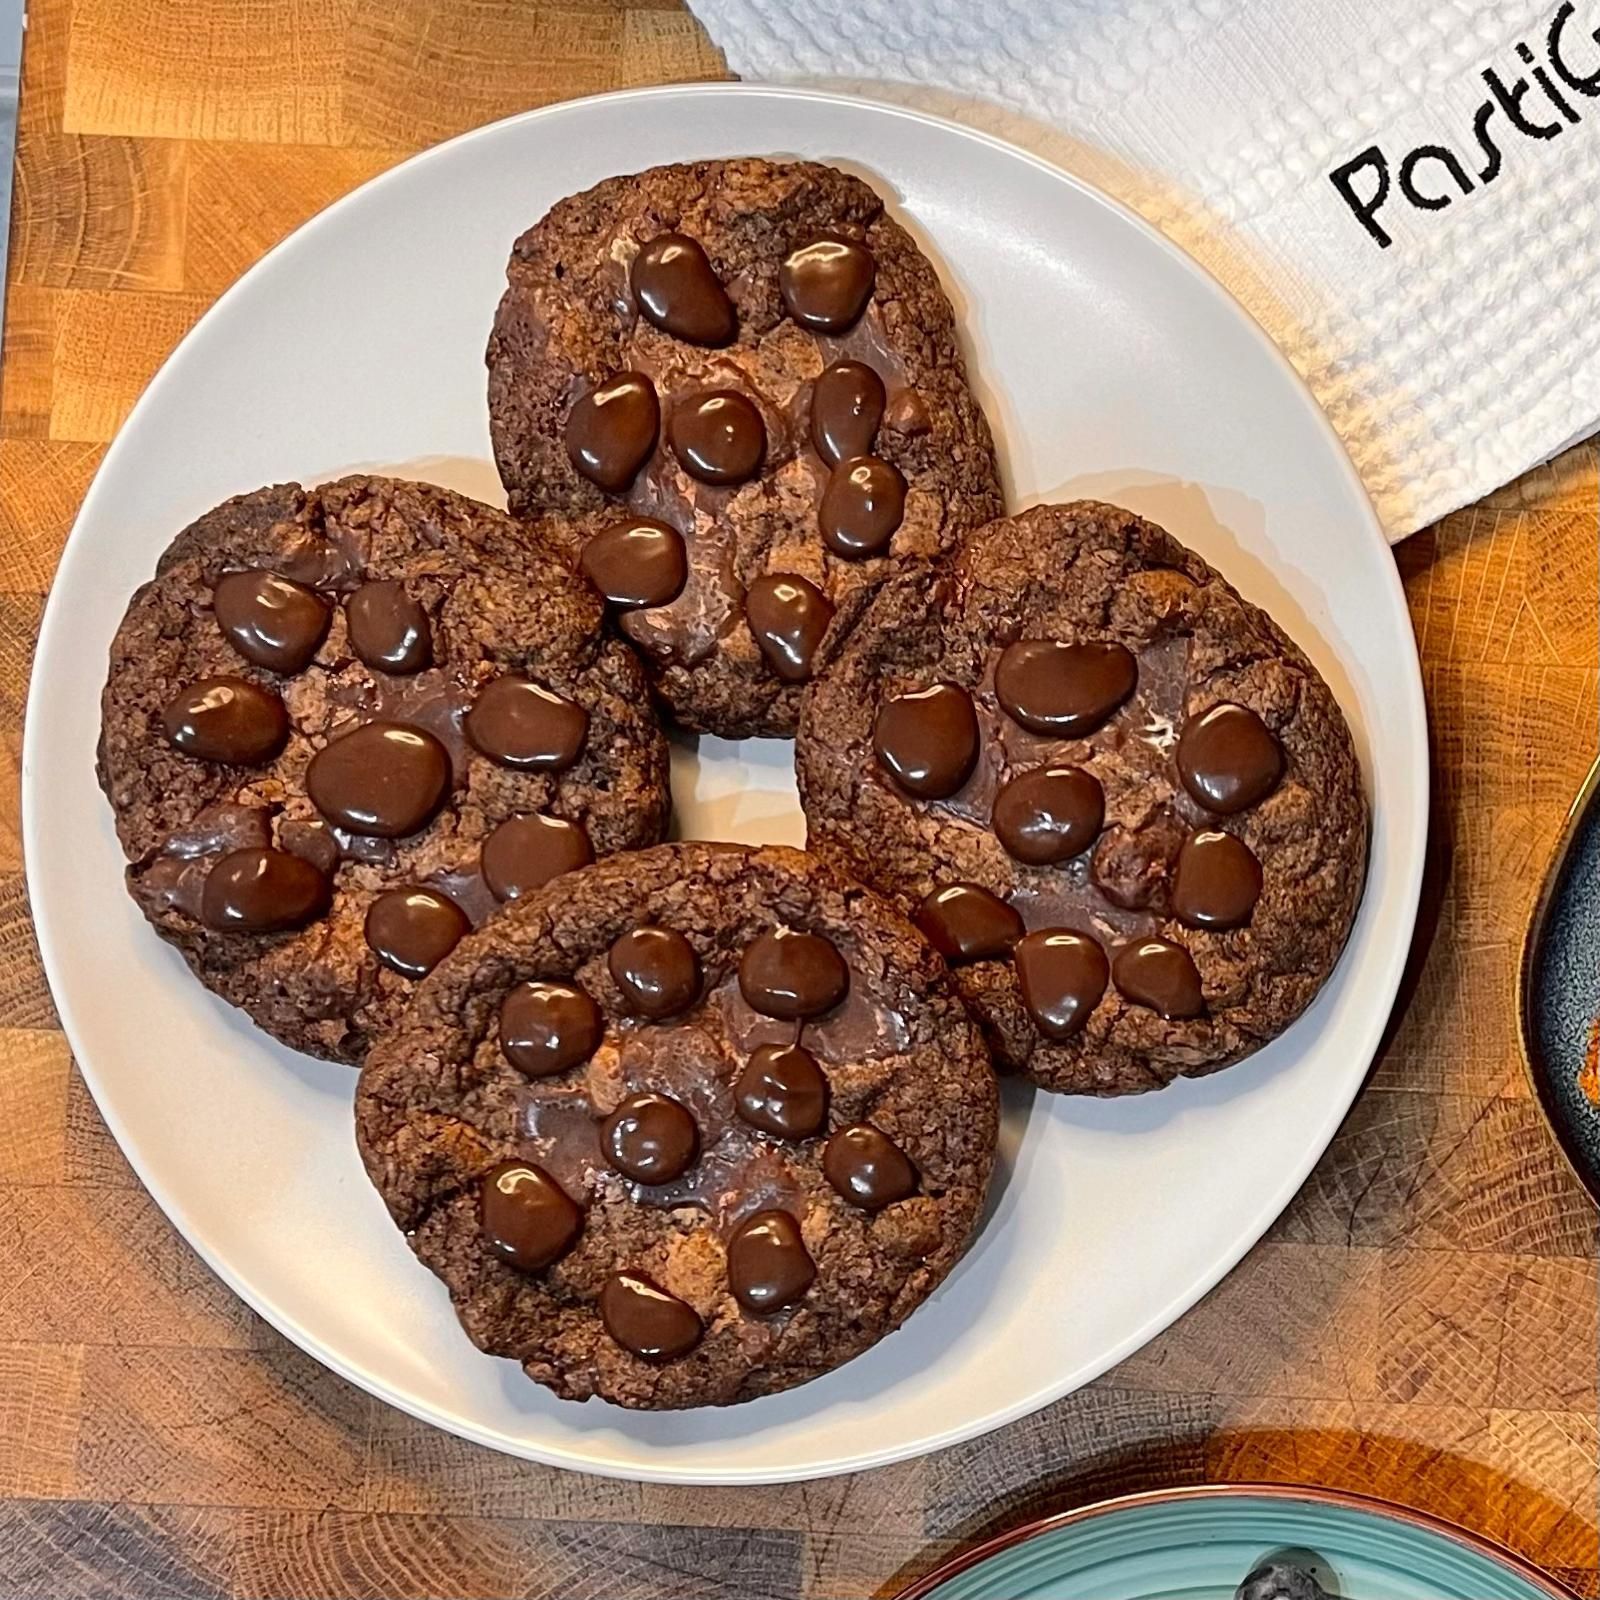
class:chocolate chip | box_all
[995,639,1138,738]
[1171,830,1262,931]
[823,1124,916,1211]
[1112,937,1205,1018]
[1014,929,1109,1040]
[872,683,979,799]
[600,1273,702,1361]
[363,886,469,978]
[882,388,931,437]
[345,580,431,675]
[668,390,766,486]
[213,570,329,674]
[1090,815,1187,911]
[744,573,833,683]
[780,236,875,332]
[819,455,905,560]
[306,722,451,838]
[738,928,849,1019]
[499,981,603,1077]
[727,1210,815,1312]
[480,814,593,901]
[992,766,1105,865]
[466,676,588,772]
[630,233,736,346]
[200,847,331,933]
[278,815,340,875]
[580,518,687,609]
[161,677,288,766]
[733,1043,829,1139]
[810,360,885,466]
[914,883,1024,964]
[566,371,660,492]
[1176,703,1284,815]
[602,1091,700,1184]
[479,1160,581,1273]
[607,926,700,1018]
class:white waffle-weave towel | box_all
[688,0,1600,539]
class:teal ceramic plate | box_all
[901,1486,1574,1600]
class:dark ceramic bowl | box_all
[1519,757,1600,1209]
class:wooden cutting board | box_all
[0,4,1594,1596]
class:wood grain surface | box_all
[1,4,1596,1597]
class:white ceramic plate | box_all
[24,85,1427,1484]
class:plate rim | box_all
[894,1482,1579,1599]
[22,80,1430,1484]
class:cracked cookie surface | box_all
[487,158,1003,737]
[98,475,670,1063]
[796,501,1369,1095]
[356,842,996,1409]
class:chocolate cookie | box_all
[98,476,670,1063]
[486,158,1003,738]
[797,502,1369,1096]
[356,842,996,1408]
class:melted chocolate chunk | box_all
[499,980,604,1078]
[727,1210,815,1313]
[600,1273,702,1361]
[734,1042,829,1139]
[668,390,766,486]
[823,1124,916,1211]
[480,814,593,901]
[1172,830,1262,931]
[345,580,431,674]
[465,676,588,772]
[1112,937,1205,1018]
[995,639,1138,738]
[1014,929,1109,1040]
[607,926,700,1018]
[567,371,660,492]
[306,722,451,838]
[744,573,834,684]
[810,360,885,467]
[363,886,469,978]
[738,929,849,1020]
[914,883,1024,964]
[602,1091,700,1184]
[200,847,330,933]
[992,766,1105,866]
[480,1160,581,1273]
[158,803,272,863]
[580,518,687,610]
[161,677,288,766]
[630,232,736,346]
[1176,703,1284,815]
[212,570,329,674]
[780,236,876,332]
[819,455,906,560]
[872,682,979,799]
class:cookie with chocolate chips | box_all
[355,842,996,1409]
[98,476,670,1063]
[796,501,1369,1096]
[486,158,1003,738]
